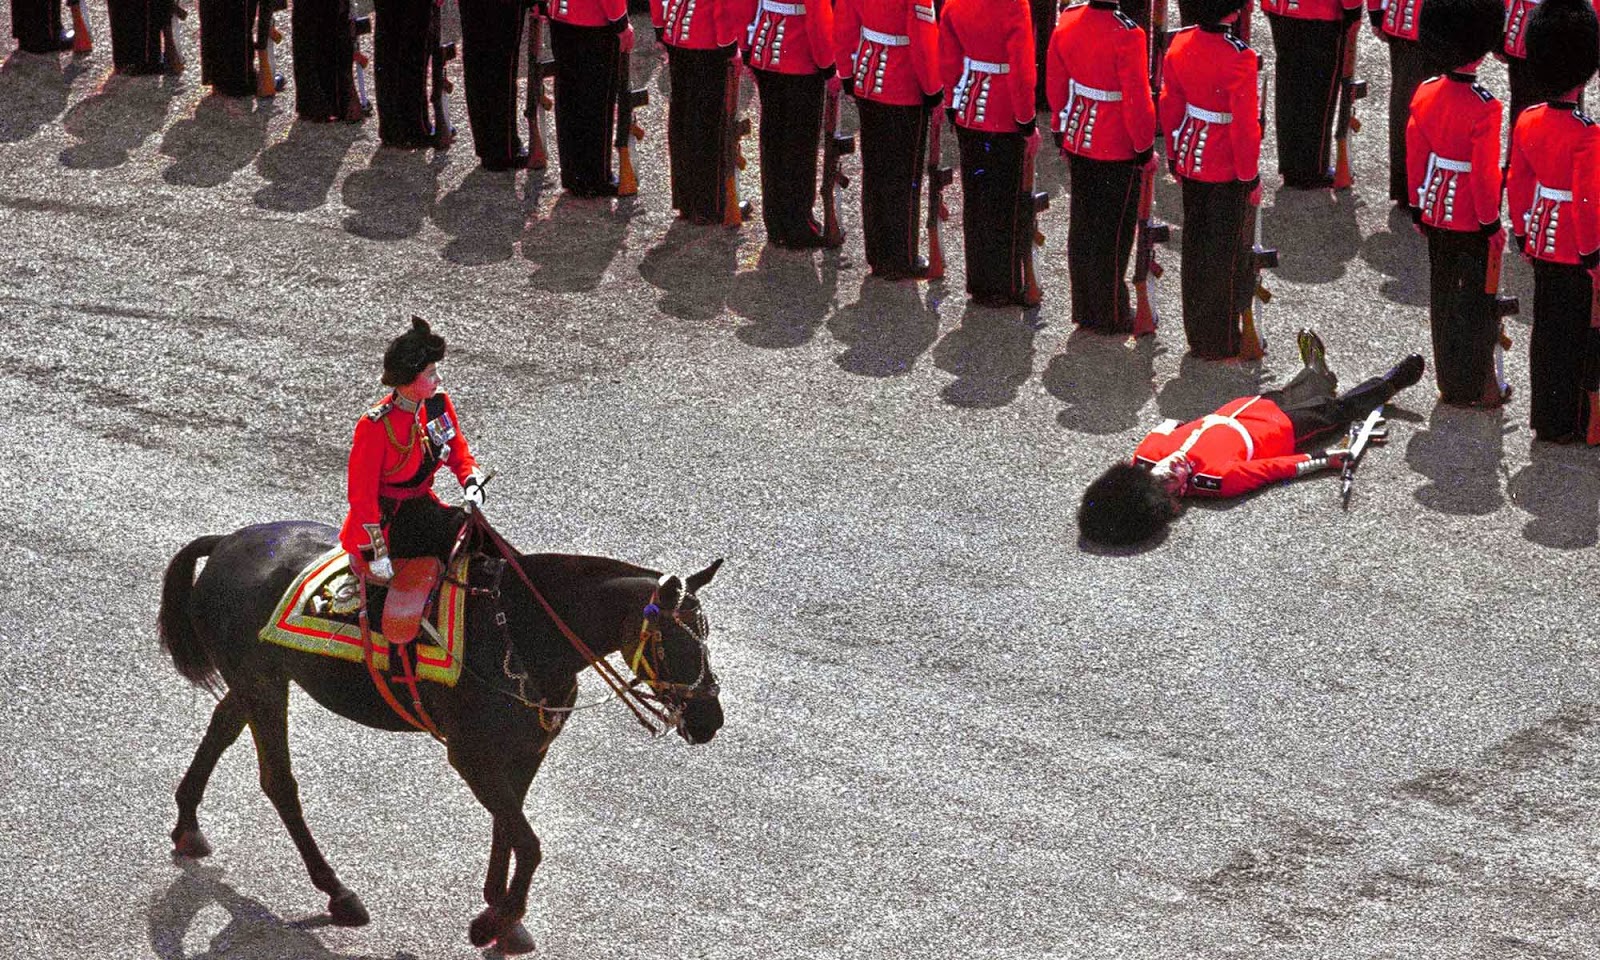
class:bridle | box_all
[628,584,721,726]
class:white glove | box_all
[462,473,487,511]
[369,555,394,581]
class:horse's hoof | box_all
[468,906,510,948]
[328,890,370,927]
[494,922,536,955]
[172,828,212,859]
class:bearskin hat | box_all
[1417,0,1506,69]
[382,316,447,387]
[1187,0,1247,25]
[1525,0,1600,102]
[1077,463,1180,546]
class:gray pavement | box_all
[2,12,1600,960]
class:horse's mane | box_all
[511,552,660,585]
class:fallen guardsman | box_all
[1078,331,1426,545]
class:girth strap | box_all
[359,578,447,743]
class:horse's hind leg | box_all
[172,692,248,858]
[246,690,371,927]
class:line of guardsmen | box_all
[9,0,1599,436]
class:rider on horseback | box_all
[339,316,487,644]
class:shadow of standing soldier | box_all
[637,218,744,321]
[523,192,635,294]
[254,119,366,212]
[1262,184,1362,285]
[931,301,1042,408]
[0,51,80,144]
[1507,442,1600,549]
[1404,403,1509,516]
[160,93,275,187]
[826,276,942,378]
[1154,353,1268,423]
[1359,201,1432,307]
[725,244,843,350]
[433,166,536,266]
[340,146,447,241]
[1041,327,1163,435]
[59,71,181,170]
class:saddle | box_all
[377,557,444,648]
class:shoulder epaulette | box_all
[363,399,395,421]
[1224,32,1249,53]
[1113,8,1136,28]
[1472,82,1493,103]
[1576,110,1596,127]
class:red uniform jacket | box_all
[739,0,836,72]
[654,0,747,49]
[1406,74,1502,231]
[1046,1,1155,160]
[1502,0,1537,58]
[834,0,941,105]
[550,0,627,28]
[937,0,1034,132]
[1374,0,1421,40]
[1508,103,1600,266]
[1132,395,1318,497]
[339,393,478,556]
[1159,24,1261,183]
[1260,0,1360,22]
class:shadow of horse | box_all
[725,244,844,350]
[340,147,448,241]
[1404,403,1510,516]
[638,218,745,320]
[1359,202,1431,307]
[254,119,366,212]
[826,275,942,377]
[434,167,539,266]
[523,192,635,293]
[1507,441,1600,549]
[930,301,1042,408]
[59,71,181,170]
[161,94,276,188]
[0,50,79,144]
[1041,327,1163,435]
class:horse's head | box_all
[628,559,726,745]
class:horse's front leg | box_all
[452,745,545,949]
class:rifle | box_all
[525,4,556,169]
[1236,9,1274,360]
[1019,136,1049,306]
[821,82,854,247]
[164,3,187,74]
[721,57,751,227]
[255,0,285,97]
[351,15,374,118]
[432,35,458,148]
[1331,17,1366,189]
[1131,0,1171,335]
[1340,406,1390,509]
[68,0,93,53]
[614,46,648,195]
[1589,275,1600,445]
[925,108,954,279]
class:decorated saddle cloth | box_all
[258,547,470,686]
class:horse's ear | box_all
[657,575,684,611]
[685,558,724,595]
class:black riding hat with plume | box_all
[1417,0,1505,68]
[382,316,447,387]
[1525,0,1600,102]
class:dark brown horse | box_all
[156,520,725,954]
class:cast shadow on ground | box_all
[637,218,744,320]
[254,120,365,212]
[149,860,419,960]
[725,244,844,349]
[522,192,634,292]
[826,275,942,377]
[161,93,275,188]
[1262,186,1362,285]
[0,50,83,143]
[434,166,540,266]
[1155,353,1270,423]
[931,300,1042,408]
[1359,202,1430,307]
[1507,441,1600,549]
[1042,327,1163,435]
[341,146,448,241]
[59,72,180,169]
[1404,402,1511,515]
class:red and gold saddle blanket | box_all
[258,546,469,686]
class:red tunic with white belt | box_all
[937,0,1034,133]
[549,0,627,27]
[1405,74,1503,231]
[833,0,941,106]
[739,0,836,72]
[1508,103,1600,266]
[339,392,479,556]
[1372,0,1421,40]
[1132,395,1323,497]
[1158,24,1261,183]
[1045,1,1155,161]
[653,0,747,49]
[1260,0,1361,19]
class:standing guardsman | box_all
[549,0,636,194]
[374,0,446,148]
[107,0,179,72]
[1046,0,1156,329]
[1369,0,1452,205]
[939,0,1039,305]
[199,0,278,97]
[1405,0,1507,406]
[1507,0,1600,442]
[654,0,748,222]
[1158,0,1262,359]
[741,0,841,247]
[1261,0,1361,188]
[834,0,943,278]
[292,1,366,121]
[10,0,75,53]
[460,0,531,170]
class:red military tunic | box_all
[833,0,940,105]
[739,0,836,72]
[1045,1,1155,161]
[1159,24,1261,183]
[339,392,479,556]
[1406,74,1502,231]
[937,0,1034,133]
[1508,103,1600,265]
[653,0,747,48]
[550,0,627,26]
[1373,0,1421,39]
[1261,0,1360,20]
[1132,395,1321,497]
[1503,0,1540,58]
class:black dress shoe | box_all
[873,255,930,281]
[770,230,831,250]
[481,148,531,172]
[1283,172,1335,190]
[56,30,77,51]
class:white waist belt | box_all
[1185,104,1232,124]
[1428,155,1471,173]
[761,0,806,14]
[963,57,1009,74]
[1069,80,1122,102]
[1536,183,1572,202]
[861,26,909,45]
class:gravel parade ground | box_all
[3,11,1599,959]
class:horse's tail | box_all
[158,535,227,696]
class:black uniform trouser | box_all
[373,0,437,146]
[293,0,359,120]
[1031,0,1054,111]
[1529,261,1598,441]
[11,0,65,53]
[857,98,929,274]
[1423,226,1496,405]
[957,127,1028,303]
[551,21,620,194]
[381,496,468,560]
[1268,13,1344,185]
[460,0,526,165]
[668,45,735,223]
[753,68,826,245]
[1264,366,1398,444]
[198,0,260,95]
[107,0,173,72]
[1068,153,1141,329]
[1386,37,1452,204]
[1179,177,1252,358]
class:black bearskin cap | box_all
[1418,0,1505,68]
[382,316,447,387]
[1188,0,1247,25]
[1525,0,1600,101]
[1077,463,1180,546]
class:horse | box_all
[155,519,725,954]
